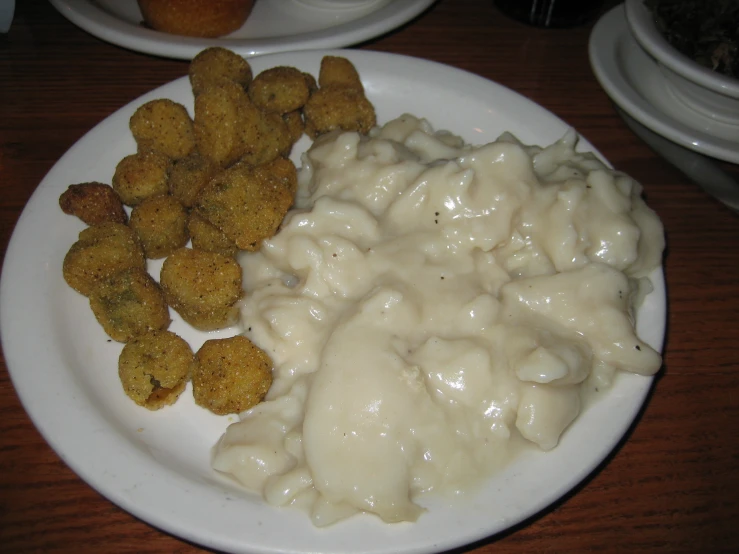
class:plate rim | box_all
[0,48,666,554]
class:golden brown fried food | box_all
[129,99,196,160]
[159,247,243,330]
[317,55,364,91]
[129,194,189,259]
[59,182,128,225]
[303,87,376,138]
[112,150,171,206]
[168,152,219,208]
[238,110,292,167]
[118,329,193,410]
[192,335,272,415]
[63,222,146,297]
[195,158,295,250]
[282,110,305,146]
[138,0,254,39]
[189,46,253,96]
[89,267,171,342]
[188,211,239,258]
[247,66,311,114]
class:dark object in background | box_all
[645,0,738,79]
[495,0,604,28]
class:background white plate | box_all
[0,49,666,554]
[589,5,739,165]
[49,0,436,59]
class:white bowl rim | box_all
[624,0,739,98]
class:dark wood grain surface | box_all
[1,1,738,552]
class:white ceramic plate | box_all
[589,5,739,165]
[48,0,436,60]
[0,49,666,554]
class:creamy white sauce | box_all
[211,114,665,526]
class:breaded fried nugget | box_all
[189,46,253,97]
[59,182,127,225]
[303,87,376,138]
[89,267,171,342]
[129,194,190,259]
[238,110,293,167]
[169,152,219,208]
[63,222,146,296]
[118,330,193,410]
[188,211,239,258]
[195,158,295,250]
[192,335,272,415]
[318,56,364,91]
[159,247,243,331]
[282,110,306,146]
[112,150,171,206]
[247,66,311,114]
[129,99,196,160]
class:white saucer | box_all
[49,0,436,60]
[589,5,739,165]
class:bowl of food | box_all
[624,0,739,126]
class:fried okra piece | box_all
[188,212,239,258]
[168,152,219,208]
[63,222,146,296]
[282,110,306,146]
[192,335,272,415]
[247,66,311,114]
[89,267,171,342]
[59,182,127,225]
[303,87,376,138]
[112,150,171,206]
[238,110,293,167]
[129,194,189,259]
[195,158,296,250]
[129,99,196,160]
[189,46,253,97]
[317,56,364,91]
[118,330,193,410]
[160,247,243,331]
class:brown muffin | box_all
[137,0,254,38]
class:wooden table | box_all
[1,1,737,552]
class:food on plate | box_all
[248,66,312,114]
[168,152,219,208]
[89,267,171,342]
[118,329,194,410]
[159,247,243,331]
[129,99,196,160]
[112,150,172,207]
[137,0,254,38]
[283,110,306,144]
[187,212,239,258]
[188,46,254,97]
[59,182,128,226]
[63,222,146,296]
[212,114,664,526]
[194,157,296,250]
[128,194,190,259]
[317,55,365,91]
[192,335,273,415]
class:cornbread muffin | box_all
[137,0,254,38]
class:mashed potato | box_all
[211,115,664,526]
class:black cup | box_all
[494,0,605,28]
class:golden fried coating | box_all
[247,66,311,114]
[112,150,172,206]
[303,86,376,138]
[168,152,219,208]
[261,156,298,196]
[303,71,318,94]
[129,99,196,160]
[89,267,171,342]
[118,330,193,410]
[192,335,272,415]
[238,110,292,167]
[159,247,243,331]
[129,194,189,259]
[63,222,146,297]
[189,46,253,97]
[194,158,295,250]
[187,211,239,258]
[59,182,128,225]
[318,56,364,91]
[282,110,305,146]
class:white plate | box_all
[49,0,436,60]
[0,49,666,554]
[589,5,739,165]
